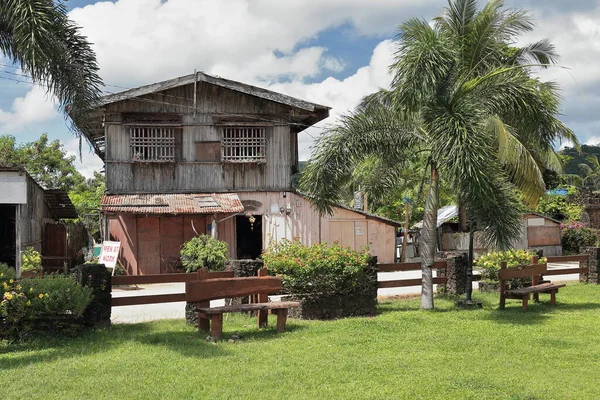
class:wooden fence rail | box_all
[544,255,589,277]
[111,271,234,307]
[110,254,590,306]
[377,260,448,289]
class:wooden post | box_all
[531,256,539,303]
[15,204,22,279]
[499,261,507,309]
[211,314,223,340]
[257,267,269,328]
[400,201,410,263]
[274,309,288,333]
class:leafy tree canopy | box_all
[0,134,84,190]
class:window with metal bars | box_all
[221,126,267,163]
[130,127,177,162]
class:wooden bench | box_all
[185,267,299,340]
[499,257,566,311]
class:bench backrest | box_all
[185,267,282,302]
[498,256,546,291]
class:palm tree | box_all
[0,0,103,136]
[300,0,578,310]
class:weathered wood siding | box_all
[104,83,295,193]
[19,174,55,253]
[108,213,236,275]
[237,192,397,263]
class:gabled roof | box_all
[80,72,330,160]
[96,72,330,113]
[294,191,402,227]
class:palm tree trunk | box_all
[420,164,439,310]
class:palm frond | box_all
[300,103,421,214]
[491,116,545,207]
[0,0,103,140]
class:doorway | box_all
[236,215,262,259]
[0,205,16,267]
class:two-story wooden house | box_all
[78,72,399,274]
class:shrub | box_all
[475,250,546,290]
[0,275,93,340]
[21,247,42,272]
[180,234,228,272]
[535,188,583,222]
[0,263,15,282]
[561,221,598,254]
[262,240,375,296]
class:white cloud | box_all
[268,40,396,159]
[64,139,105,179]
[0,87,58,132]
[68,0,434,87]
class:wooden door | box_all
[137,217,160,274]
[42,223,67,272]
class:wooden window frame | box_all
[129,126,180,162]
[221,126,267,163]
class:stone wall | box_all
[284,293,377,320]
[581,247,600,284]
[436,252,468,295]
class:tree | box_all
[0,134,104,239]
[0,134,85,190]
[300,0,577,309]
[68,171,105,241]
[0,0,103,136]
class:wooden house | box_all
[420,206,562,256]
[0,168,78,276]
[77,72,400,275]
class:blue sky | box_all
[2,0,600,177]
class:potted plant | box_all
[21,247,43,278]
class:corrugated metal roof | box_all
[44,189,79,219]
[101,193,244,214]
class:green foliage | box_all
[21,247,42,272]
[0,1,103,139]
[561,144,600,189]
[262,240,375,296]
[535,187,583,221]
[68,171,106,240]
[560,221,598,254]
[475,249,546,289]
[180,235,228,272]
[0,134,85,191]
[0,263,15,281]
[1,275,92,340]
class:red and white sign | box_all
[99,241,121,271]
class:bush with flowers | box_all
[560,221,598,254]
[262,239,376,298]
[1,273,92,340]
[475,249,547,290]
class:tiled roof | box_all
[101,193,244,214]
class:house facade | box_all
[79,72,399,275]
[0,168,78,275]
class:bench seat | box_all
[506,282,566,296]
[185,268,300,340]
[196,301,301,315]
[499,257,567,310]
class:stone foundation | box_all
[283,293,377,320]
[436,252,468,295]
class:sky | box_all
[1,0,600,178]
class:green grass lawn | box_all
[2,283,600,400]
